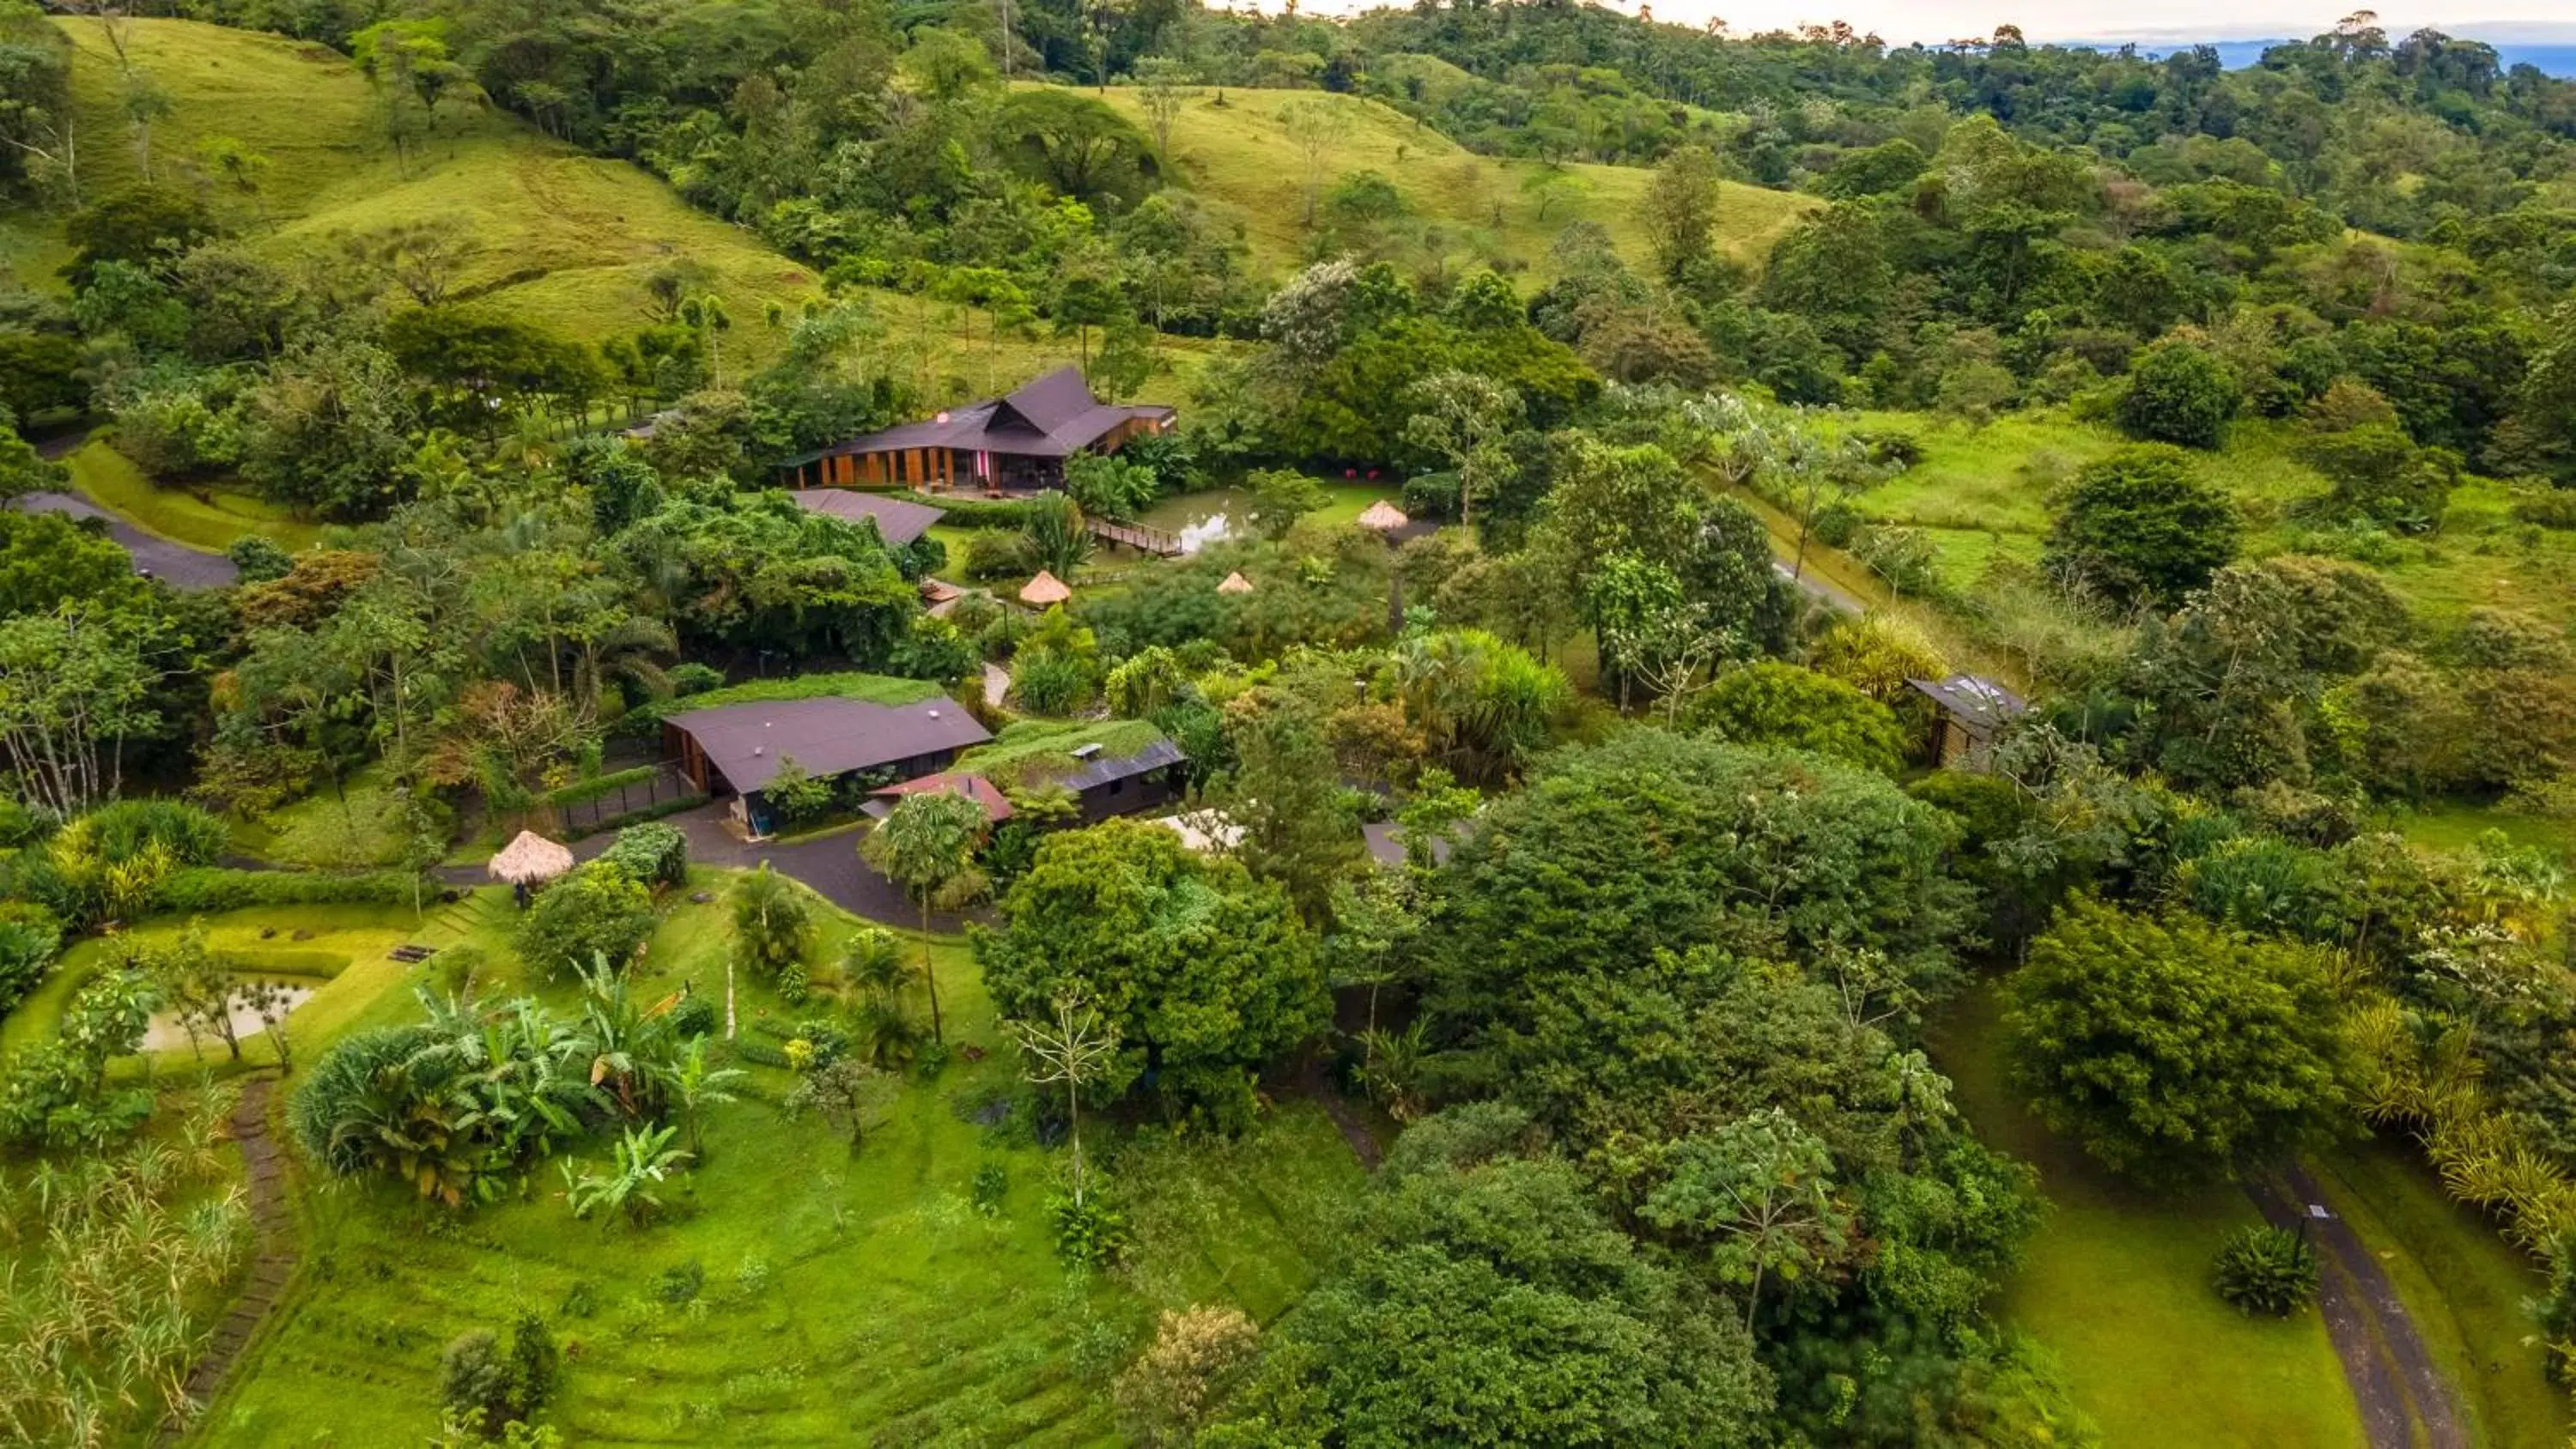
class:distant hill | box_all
[2063,33,2576,76]
[0,19,1232,397]
[0,20,827,350]
[1076,84,1816,281]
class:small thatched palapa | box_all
[1019,569,1072,607]
[1356,500,1409,532]
[488,829,575,885]
[1217,570,1255,595]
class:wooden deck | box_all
[1086,516,1183,556]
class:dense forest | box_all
[0,0,2573,1444]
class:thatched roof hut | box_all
[488,830,574,885]
[1356,500,1409,532]
[1217,570,1255,595]
[1019,569,1072,607]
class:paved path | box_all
[444,801,958,930]
[167,1077,296,1440]
[983,661,1010,711]
[1772,558,1865,616]
[1295,1056,1382,1172]
[2243,1163,2465,1449]
[15,490,240,590]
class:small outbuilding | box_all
[1905,673,2028,771]
[1356,500,1408,533]
[1217,570,1255,596]
[1019,570,1072,608]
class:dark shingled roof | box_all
[1905,674,2029,737]
[799,367,1175,463]
[789,488,945,546]
[666,695,990,797]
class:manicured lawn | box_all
[173,875,1365,1445]
[64,440,329,553]
[1930,982,2366,1448]
[3,903,428,1070]
[2312,1137,2562,1448]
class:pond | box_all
[143,978,316,1055]
[1138,481,1407,553]
[1138,487,1255,554]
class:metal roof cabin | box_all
[1905,674,2028,771]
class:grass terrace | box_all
[180,879,1364,1446]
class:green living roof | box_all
[634,671,942,725]
[954,718,1169,785]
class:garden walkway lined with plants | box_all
[167,1077,296,1442]
[2245,1164,2466,1449]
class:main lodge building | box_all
[779,367,1174,494]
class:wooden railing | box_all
[1086,516,1183,556]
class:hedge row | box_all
[890,491,1035,528]
[152,868,417,914]
[540,766,663,808]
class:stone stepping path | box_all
[164,1076,297,1442]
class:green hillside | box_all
[1,20,815,355]
[0,19,1230,395]
[1082,84,1814,280]
[1835,410,2576,630]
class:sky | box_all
[1289,1,2576,50]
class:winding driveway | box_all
[15,490,241,590]
[2243,1163,2467,1449]
[445,800,964,931]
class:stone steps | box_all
[161,1076,301,1444]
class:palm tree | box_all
[680,293,732,386]
[726,864,813,1037]
[841,928,926,1066]
[859,792,989,1043]
[660,1036,746,1160]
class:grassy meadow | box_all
[1083,84,1815,282]
[61,439,330,552]
[1838,408,2576,631]
[1931,983,2366,1447]
[203,886,1361,1445]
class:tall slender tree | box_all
[860,791,989,1042]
